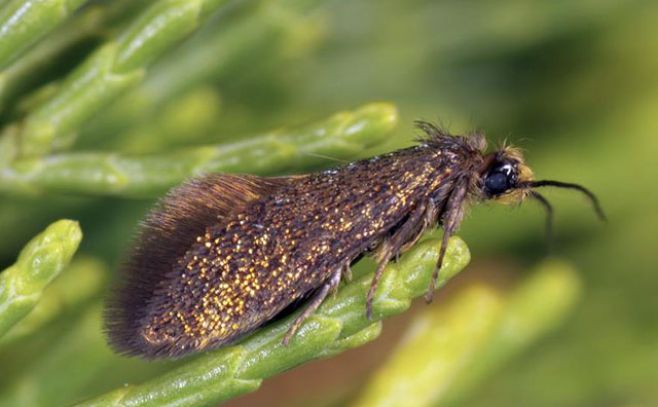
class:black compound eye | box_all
[485,172,510,195]
[484,162,517,196]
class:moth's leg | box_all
[398,199,438,255]
[425,179,469,302]
[366,202,427,320]
[341,263,353,283]
[282,267,342,346]
[329,264,352,300]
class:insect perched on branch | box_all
[104,121,605,358]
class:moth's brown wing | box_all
[104,174,291,358]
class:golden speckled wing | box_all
[104,174,291,357]
[106,144,463,358]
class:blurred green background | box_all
[0,0,657,406]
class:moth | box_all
[104,122,604,358]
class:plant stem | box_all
[0,256,106,345]
[0,219,82,338]
[17,0,233,157]
[0,0,87,69]
[0,103,398,197]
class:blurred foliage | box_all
[352,260,581,407]
[0,220,82,338]
[0,0,656,406]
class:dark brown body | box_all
[105,123,603,359]
[106,127,486,358]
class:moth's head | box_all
[480,147,533,204]
[479,145,606,243]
